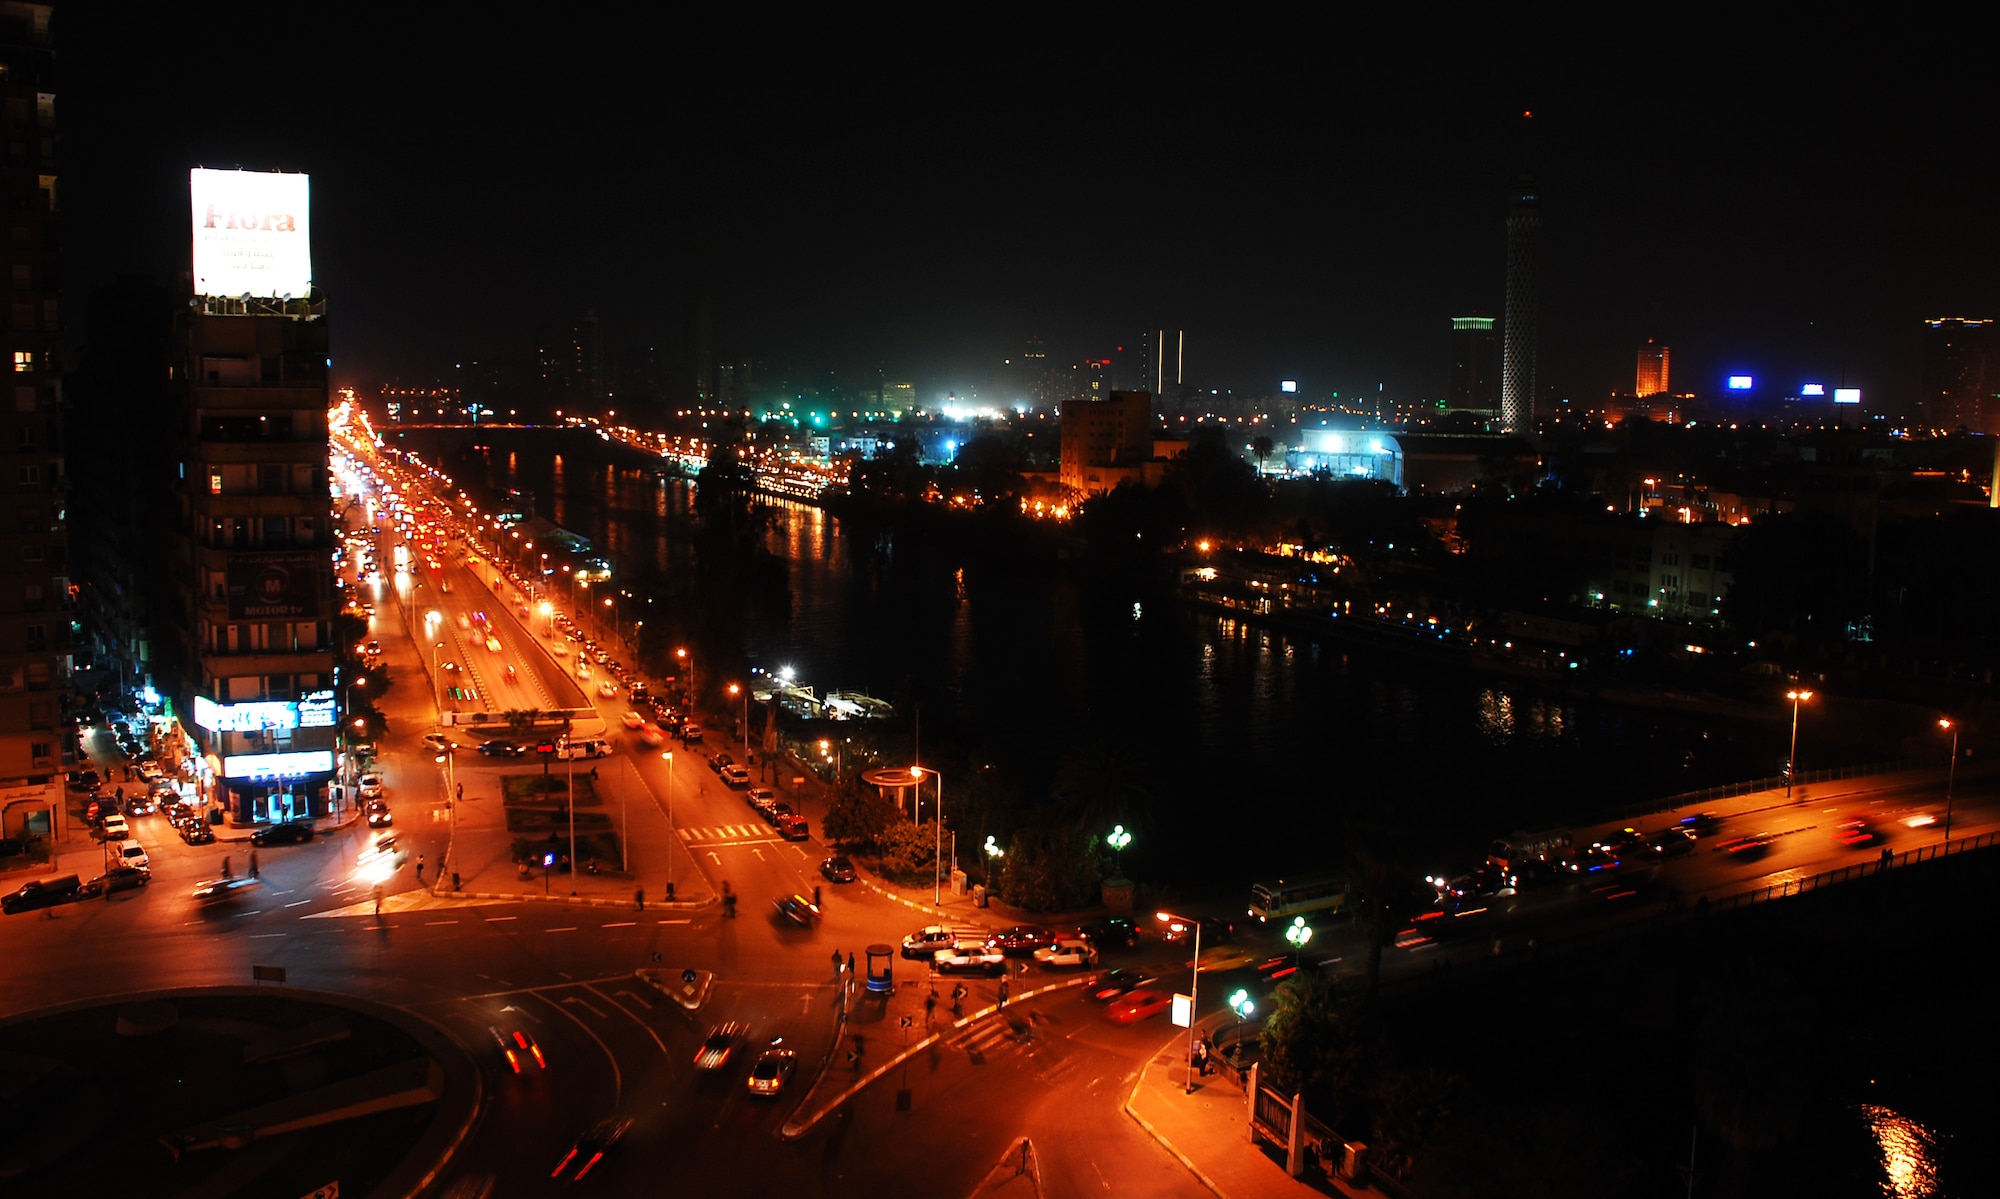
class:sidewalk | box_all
[1125,1039,1353,1199]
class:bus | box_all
[1248,873,1349,922]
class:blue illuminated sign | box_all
[1727,376,1754,390]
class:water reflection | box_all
[1861,1103,1940,1198]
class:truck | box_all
[3,874,81,915]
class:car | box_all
[81,866,151,898]
[593,649,611,665]
[192,877,262,904]
[1718,833,1776,860]
[598,680,618,698]
[1834,816,1880,848]
[125,795,155,817]
[421,733,455,753]
[773,894,820,926]
[1033,938,1099,968]
[638,724,665,747]
[985,925,1055,955]
[478,739,526,758]
[1648,827,1698,856]
[748,789,777,817]
[251,821,314,847]
[745,1044,798,1097]
[179,821,216,846]
[934,941,1007,975]
[901,925,973,959]
[99,814,130,842]
[693,1022,746,1071]
[721,766,751,789]
[489,1026,547,1074]
[363,639,381,656]
[366,800,393,828]
[486,636,503,653]
[1595,826,1647,856]
[550,1117,632,1182]
[820,855,857,883]
[1105,988,1176,1025]
[116,841,151,871]
[1076,917,1141,949]
[137,761,165,784]
[1158,914,1234,945]
[1086,969,1158,1003]
[776,813,809,841]
[66,769,100,792]
[620,711,645,730]
[359,773,386,799]
[3,875,81,914]
[682,724,704,744]
[708,752,735,774]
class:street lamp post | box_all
[1106,824,1132,880]
[661,751,675,892]
[433,641,446,725]
[730,684,747,754]
[1785,686,1814,798]
[436,747,455,892]
[914,765,945,904]
[1156,910,1202,1094]
[1939,717,1959,843]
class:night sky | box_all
[62,11,1996,408]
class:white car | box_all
[421,733,455,753]
[118,841,151,871]
[1033,938,1100,968]
[100,814,130,842]
[598,680,618,698]
[619,711,645,730]
[359,773,385,799]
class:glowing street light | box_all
[1106,824,1133,880]
[1785,686,1814,798]
[1939,717,1959,842]
[1285,914,1313,968]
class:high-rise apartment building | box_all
[1060,390,1153,498]
[0,2,65,843]
[1501,177,1539,432]
[1446,316,1498,415]
[167,170,338,826]
[1635,340,1670,397]
[1920,317,1994,433]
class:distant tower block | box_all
[1501,176,1540,432]
[1635,340,1670,397]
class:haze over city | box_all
[65,11,1995,406]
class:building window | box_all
[210,472,223,495]
[14,384,33,411]
[11,350,30,373]
[18,464,39,485]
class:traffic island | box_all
[0,988,481,1199]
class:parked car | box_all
[179,821,216,846]
[366,801,393,828]
[682,724,704,744]
[985,925,1056,955]
[82,866,151,898]
[775,813,809,841]
[359,773,385,799]
[99,814,130,842]
[1033,938,1099,969]
[251,821,314,847]
[116,842,151,871]
[3,874,80,915]
[934,941,1007,975]
[478,740,525,758]
[819,855,857,883]
[721,765,751,789]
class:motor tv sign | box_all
[226,552,322,620]
[190,168,313,299]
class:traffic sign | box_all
[682,967,698,984]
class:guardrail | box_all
[1704,829,1997,912]
[1601,757,1926,824]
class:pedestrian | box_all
[831,948,843,975]
[998,977,1011,1006]
[221,855,231,879]
[635,885,645,911]
[455,782,463,802]
[812,884,822,909]
[248,849,260,879]
[416,854,425,881]
[924,991,937,1027]
[951,982,966,1016]
[590,765,598,781]
[847,951,855,975]
[373,884,383,918]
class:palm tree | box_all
[1252,435,1274,477]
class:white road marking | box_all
[285,900,312,908]
[249,933,287,939]
[485,916,516,922]
[548,926,576,933]
[601,921,635,928]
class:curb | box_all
[427,888,715,911]
[1124,1038,1233,1199]
[780,975,1090,1140]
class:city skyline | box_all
[62,12,1996,412]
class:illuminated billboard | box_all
[1280,380,1298,394]
[1726,376,1754,390]
[1801,383,1825,396]
[223,750,335,779]
[190,168,313,298]
[225,551,324,619]
[193,696,300,733]
[1834,388,1862,405]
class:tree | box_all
[823,785,899,850]
[875,817,939,881]
[1252,435,1274,477]
[1257,969,1366,1120]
